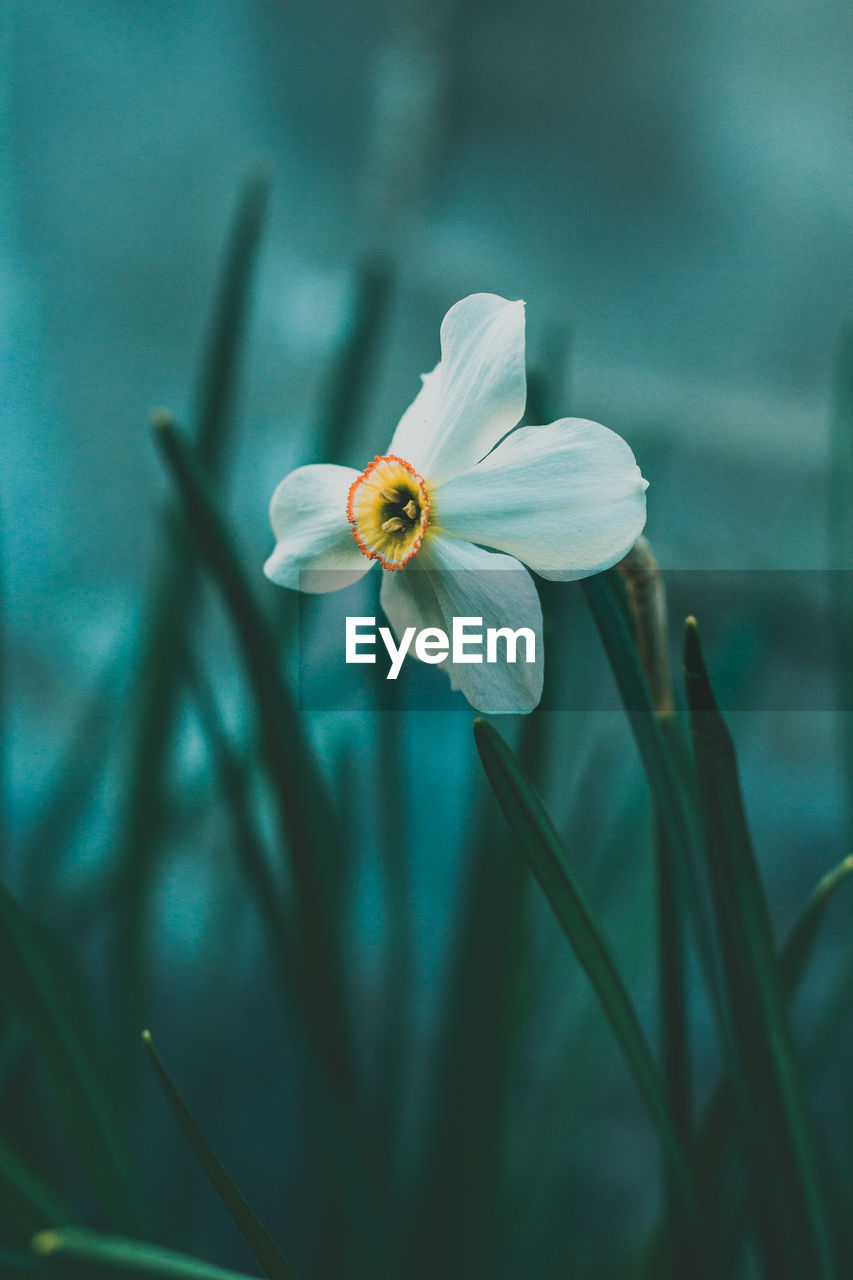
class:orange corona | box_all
[346,455,431,570]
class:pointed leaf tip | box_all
[683,615,702,672]
[142,1033,302,1280]
[150,408,175,434]
[683,615,722,724]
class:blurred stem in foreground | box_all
[0,504,6,871]
[314,261,393,467]
[0,884,140,1233]
[829,324,853,850]
[368,702,414,1200]
[615,538,690,1280]
[152,413,350,1087]
[115,172,269,1020]
[178,642,299,993]
[20,659,118,908]
[152,415,396,1280]
[407,796,527,1280]
[0,1133,73,1239]
[309,261,413,1202]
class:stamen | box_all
[346,453,431,570]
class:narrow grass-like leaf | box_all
[584,571,741,1263]
[653,805,691,1275]
[178,655,397,1280]
[141,1033,300,1280]
[696,851,853,1185]
[0,1136,71,1238]
[314,260,392,463]
[153,482,394,1279]
[117,173,270,1010]
[782,854,853,991]
[150,414,327,852]
[114,565,185,1010]
[0,1016,30,1099]
[829,325,853,848]
[644,852,853,1273]
[407,809,529,1280]
[195,170,270,472]
[0,507,5,866]
[19,663,117,906]
[33,1228,259,1280]
[615,547,693,1278]
[152,416,349,1079]
[179,645,298,987]
[327,267,411,1185]
[367,705,413,1186]
[653,715,692,1278]
[472,717,710,1266]
[684,617,838,1279]
[0,885,138,1231]
[581,573,724,1027]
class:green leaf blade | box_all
[781,854,853,992]
[580,573,725,1026]
[141,1033,301,1280]
[195,170,270,474]
[472,717,709,1266]
[0,1136,72,1239]
[684,617,839,1280]
[314,261,392,463]
[0,884,138,1231]
[151,415,351,1083]
[149,426,398,1277]
[116,171,269,1015]
[33,1228,259,1280]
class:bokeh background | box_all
[4,2,853,1278]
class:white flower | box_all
[264,293,648,713]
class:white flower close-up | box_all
[264,293,648,713]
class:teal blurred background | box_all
[4,2,853,1277]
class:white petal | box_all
[434,419,648,580]
[264,464,373,594]
[388,294,526,486]
[385,362,442,462]
[380,534,543,713]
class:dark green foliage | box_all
[684,619,838,1279]
[8,182,852,1280]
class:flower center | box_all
[346,455,431,570]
